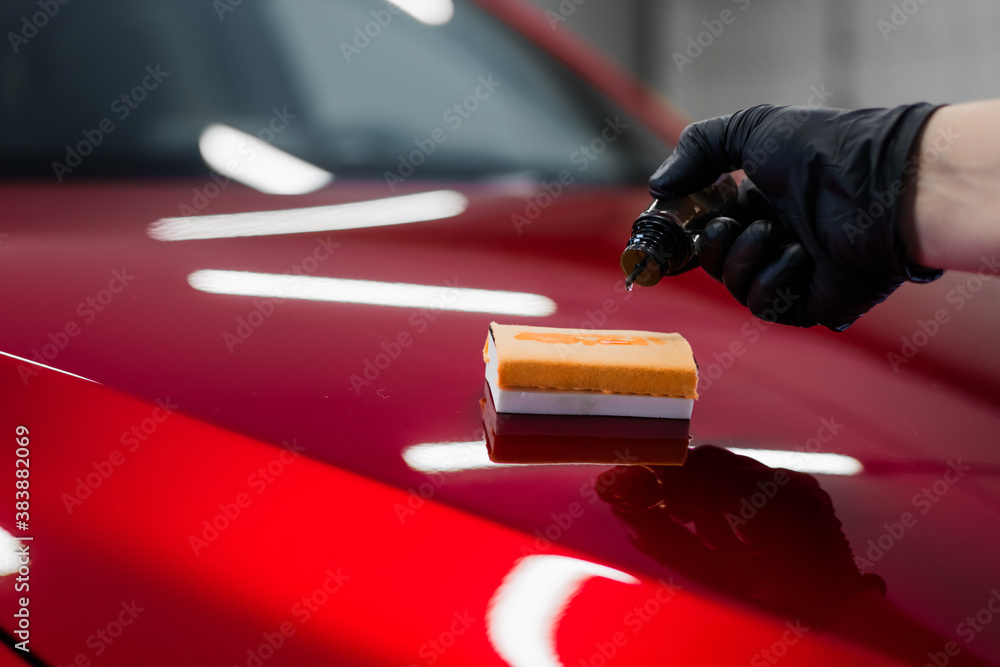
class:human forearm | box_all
[902,100,1000,272]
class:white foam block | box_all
[485,332,693,419]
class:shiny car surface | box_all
[1,1,999,665]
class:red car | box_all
[1,0,999,665]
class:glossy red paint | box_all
[2,178,999,665]
[1,0,999,664]
[0,354,908,666]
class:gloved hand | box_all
[650,103,945,331]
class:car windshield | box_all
[1,0,667,184]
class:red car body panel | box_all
[0,353,909,666]
[1,0,999,665]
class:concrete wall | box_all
[529,0,1000,120]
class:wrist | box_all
[901,104,955,270]
[905,100,1000,273]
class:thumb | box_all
[649,105,780,199]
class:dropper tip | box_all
[624,256,650,290]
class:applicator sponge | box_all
[484,322,697,419]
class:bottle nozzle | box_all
[620,174,739,288]
[624,255,651,291]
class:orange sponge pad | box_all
[486,322,698,399]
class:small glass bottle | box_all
[621,174,739,288]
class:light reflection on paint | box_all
[197,123,333,196]
[401,442,863,476]
[727,448,863,476]
[403,441,500,473]
[0,351,97,384]
[487,555,639,667]
[187,271,557,317]
[0,526,25,577]
[389,0,454,25]
[148,190,469,241]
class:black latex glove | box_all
[599,446,884,627]
[650,104,945,331]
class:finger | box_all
[746,243,814,326]
[722,220,782,306]
[647,446,760,551]
[649,116,735,199]
[646,445,752,521]
[610,504,723,578]
[596,466,664,514]
[806,268,900,332]
[736,179,779,222]
[695,217,744,282]
[650,106,783,199]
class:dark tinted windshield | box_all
[1,0,666,184]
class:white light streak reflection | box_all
[198,124,333,195]
[487,556,639,667]
[149,190,468,241]
[727,448,864,476]
[403,441,498,473]
[188,271,557,317]
[0,526,25,577]
[389,0,454,25]
[0,351,97,384]
[401,442,863,476]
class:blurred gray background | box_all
[529,0,1000,119]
